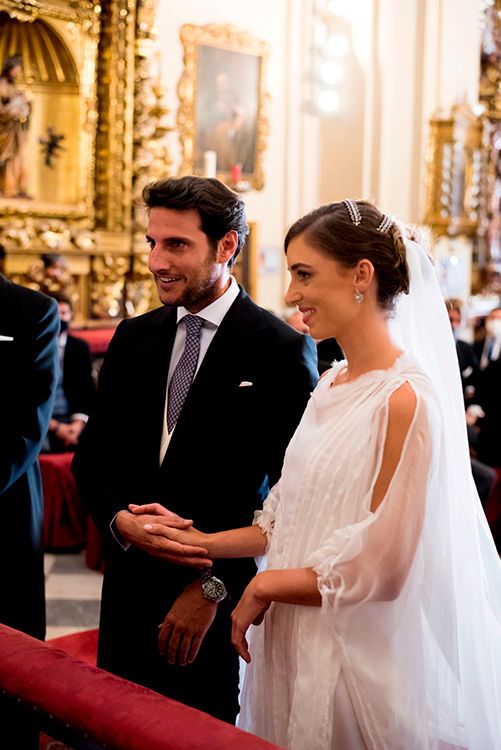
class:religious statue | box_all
[0,56,31,199]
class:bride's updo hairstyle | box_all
[284,200,410,311]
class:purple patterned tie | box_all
[167,314,204,432]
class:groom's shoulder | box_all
[234,293,302,343]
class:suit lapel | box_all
[163,291,265,442]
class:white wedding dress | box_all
[237,241,501,750]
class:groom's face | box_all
[147,207,225,313]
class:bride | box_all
[134,199,501,749]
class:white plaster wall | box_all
[366,0,481,222]
[374,0,427,221]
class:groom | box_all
[73,175,318,722]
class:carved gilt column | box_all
[94,0,136,234]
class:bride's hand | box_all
[142,518,210,550]
[129,502,193,529]
[231,575,270,663]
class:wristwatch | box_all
[200,568,227,603]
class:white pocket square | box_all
[239,380,253,387]
[0,335,14,342]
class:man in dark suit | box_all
[445,298,479,404]
[0,273,59,747]
[286,309,344,374]
[44,291,94,451]
[73,176,318,723]
[473,306,501,370]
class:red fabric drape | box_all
[40,452,86,550]
[0,625,282,750]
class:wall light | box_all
[305,0,349,116]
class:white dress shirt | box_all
[159,276,240,463]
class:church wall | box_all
[154,1,483,312]
[317,0,481,224]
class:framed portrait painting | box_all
[177,24,269,190]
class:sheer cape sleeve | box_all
[253,480,281,548]
[307,392,431,610]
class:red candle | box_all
[230,162,242,183]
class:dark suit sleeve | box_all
[64,336,95,417]
[0,297,59,494]
[72,321,131,539]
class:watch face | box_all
[202,577,227,602]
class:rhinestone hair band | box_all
[342,199,362,226]
[377,214,393,233]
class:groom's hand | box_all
[159,581,217,666]
[115,510,212,568]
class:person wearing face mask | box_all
[44,291,94,452]
[444,299,495,503]
[475,306,501,369]
[467,307,501,469]
[445,298,479,404]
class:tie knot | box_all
[183,314,204,337]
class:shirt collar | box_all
[176,276,240,329]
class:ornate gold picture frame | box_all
[0,1,99,222]
[177,24,269,190]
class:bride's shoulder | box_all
[318,359,346,383]
[387,381,418,422]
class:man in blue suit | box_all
[74,176,318,723]
[0,273,59,747]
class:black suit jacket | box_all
[0,275,59,638]
[61,334,95,417]
[73,288,318,713]
[475,358,501,468]
[455,339,479,404]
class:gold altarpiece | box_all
[422,1,501,296]
[0,0,170,322]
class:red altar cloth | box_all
[40,452,86,551]
[0,624,283,750]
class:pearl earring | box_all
[354,289,364,304]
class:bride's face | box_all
[285,235,358,341]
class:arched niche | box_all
[0,11,81,205]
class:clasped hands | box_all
[50,418,85,448]
[115,501,212,567]
[126,502,270,664]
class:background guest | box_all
[474,305,501,369]
[445,297,479,404]
[445,298,495,504]
[285,307,344,374]
[44,291,94,452]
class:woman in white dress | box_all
[137,200,501,750]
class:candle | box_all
[203,150,217,178]
[230,162,242,183]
